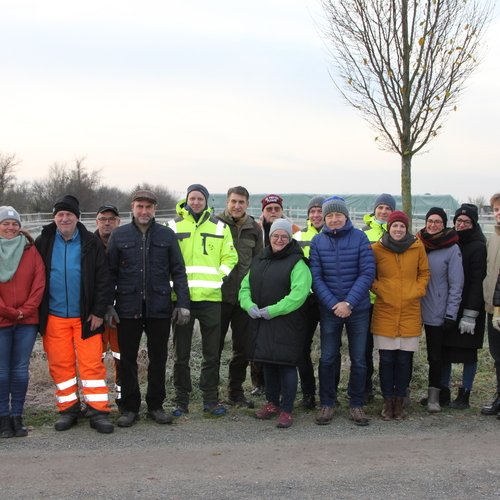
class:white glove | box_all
[104,306,120,328]
[259,307,272,320]
[172,307,190,326]
[493,307,500,332]
[458,309,479,335]
[248,306,261,319]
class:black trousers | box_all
[117,317,171,413]
[487,313,500,391]
[425,324,446,388]
[219,301,250,399]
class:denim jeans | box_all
[0,324,37,416]
[263,363,298,413]
[378,349,414,398]
[441,361,478,391]
[318,308,369,408]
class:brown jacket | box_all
[371,238,430,338]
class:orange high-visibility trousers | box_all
[43,314,110,412]
[102,325,121,404]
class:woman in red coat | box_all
[0,206,45,438]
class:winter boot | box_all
[11,416,28,437]
[0,416,14,438]
[427,387,441,413]
[88,409,114,434]
[450,387,471,410]
[481,393,500,415]
[439,387,451,407]
[381,397,394,421]
[393,397,408,420]
[54,402,81,431]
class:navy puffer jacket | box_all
[309,220,375,312]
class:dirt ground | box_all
[2,406,500,499]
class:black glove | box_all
[443,316,456,331]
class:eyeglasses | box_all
[427,219,443,226]
[271,234,290,241]
[265,206,282,212]
[97,216,118,223]
[455,218,472,227]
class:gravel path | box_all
[2,405,500,499]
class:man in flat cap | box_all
[107,189,190,427]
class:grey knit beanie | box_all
[187,183,209,202]
[322,196,349,219]
[0,206,21,226]
[269,218,293,239]
[373,193,396,212]
[307,196,326,215]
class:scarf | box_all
[380,232,416,254]
[0,234,26,282]
[416,227,459,252]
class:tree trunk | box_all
[401,154,413,231]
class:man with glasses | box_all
[95,204,122,410]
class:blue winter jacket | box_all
[310,220,376,312]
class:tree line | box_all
[0,154,177,214]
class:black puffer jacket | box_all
[107,219,189,319]
[35,221,111,339]
[246,240,307,366]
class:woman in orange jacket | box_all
[371,211,430,420]
[0,206,45,438]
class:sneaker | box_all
[171,404,189,417]
[301,394,316,410]
[349,407,369,426]
[116,411,139,428]
[148,408,173,425]
[276,411,293,428]
[315,406,334,425]
[251,386,265,397]
[203,403,227,417]
[255,402,279,420]
[228,396,255,409]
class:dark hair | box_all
[227,186,249,200]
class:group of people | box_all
[1,187,500,437]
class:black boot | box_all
[88,408,114,434]
[0,416,14,438]
[11,416,28,437]
[481,393,500,415]
[440,387,451,407]
[450,387,470,410]
[54,403,81,431]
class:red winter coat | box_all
[0,244,46,327]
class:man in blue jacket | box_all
[107,189,190,428]
[310,196,375,426]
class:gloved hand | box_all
[459,309,479,334]
[248,306,261,319]
[172,307,191,326]
[443,316,456,332]
[493,307,500,332]
[259,307,272,320]
[104,306,120,328]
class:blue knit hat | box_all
[373,193,396,212]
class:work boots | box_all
[87,408,114,434]
[54,403,81,431]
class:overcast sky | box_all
[1,0,498,203]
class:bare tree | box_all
[0,153,19,199]
[467,194,487,211]
[320,0,493,221]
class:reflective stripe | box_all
[215,220,225,236]
[185,266,219,275]
[56,377,77,391]
[219,264,231,276]
[115,384,121,392]
[84,393,109,402]
[57,392,78,403]
[81,379,107,388]
[111,351,120,360]
[101,352,106,359]
[188,280,222,289]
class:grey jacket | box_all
[421,244,464,326]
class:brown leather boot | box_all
[393,397,408,420]
[381,397,394,421]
